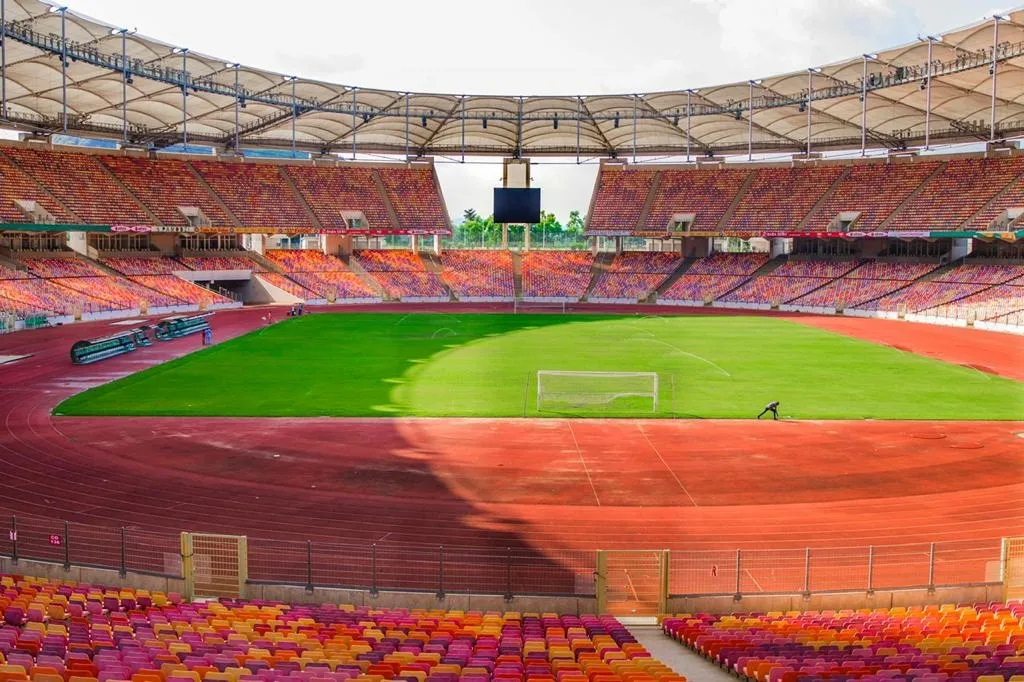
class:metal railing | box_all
[0,513,1004,600]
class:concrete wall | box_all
[667,584,1003,615]
[0,556,186,595]
[247,583,597,614]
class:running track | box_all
[0,304,1020,593]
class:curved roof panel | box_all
[1,0,1023,157]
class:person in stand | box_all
[757,400,780,420]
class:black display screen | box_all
[493,188,541,224]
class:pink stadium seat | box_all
[377,168,449,233]
[588,169,655,232]
[3,148,150,224]
[439,251,513,298]
[589,252,680,301]
[190,161,312,228]
[99,157,231,226]
[645,168,750,231]
[521,251,594,299]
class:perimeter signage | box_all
[586,228,1023,241]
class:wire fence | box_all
[0,513,1003,598]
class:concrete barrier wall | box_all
[667,584,1003,615]
[0,557,186,595]
[3,557,1001,615]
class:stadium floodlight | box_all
[48,5,67,12]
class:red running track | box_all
[0,304,1020,593]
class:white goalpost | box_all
[536,370,659,413]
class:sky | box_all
[59,0,1007,225]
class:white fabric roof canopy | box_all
[1,0,1023,157]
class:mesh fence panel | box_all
[12,515,69,564]
[64,522,122,568]
[376,543,442,592]
[669,550,740,595]
[808,546,871,593]
[871,543,932,589]
[512,549,596,596]
[740,549,807,594]
[125,529,181,577]
[441,546,509,594]
[247,537,309,585]
[933,539,1002,586]
[312,542,374,590]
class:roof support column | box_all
[576,96,581,164]
[806,69,813,155]
[632,94,637,163]
[58,6,67,132]
[460,95,465,163]
[351,88,357,159]
[404,91,410,159]
[232,63,240,152]
[860,55,868,156]
[747,80,754,161]
[288,75,297,157]
[924,37,934,150]
[120,30,128,144]
[991,15,1002,142]
[173,47,189,151]
[686,90,692,161]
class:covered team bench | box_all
[155,313,212,340]
[70,327,153,365]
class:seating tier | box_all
[99,157,231,226]
[3,148,150,224]
[521,251,594,298]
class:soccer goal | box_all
[536,371,659,413]
[514,300,567,314]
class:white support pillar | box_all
[232,63,240,152]
[351,88,358,159]
[991,16,1002,142]
[404,91,410,159]
[685,90,692,162]
[632,94,637,163]
[747,80,754,161]
[58,6,67,132]
[861,55,869,156]
[575,96,581,164]
[925,37,934,150]
[432,234,440,255]
[806,69,813,155]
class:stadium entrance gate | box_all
[1004,537,1024,601]
[595,550,669,617]
[181,533,248,600]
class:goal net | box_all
[537,371,659,413]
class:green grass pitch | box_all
[55,313,1024,420]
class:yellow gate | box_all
[181,533,248,600]
[596,550,669,616]
[1003,537,1024,601]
